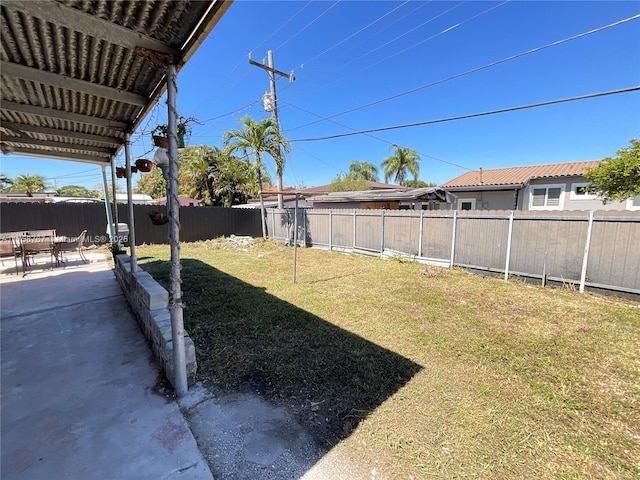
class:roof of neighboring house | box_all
[299,181,403,195]
[442,161,601,189]
[151,196,201,206]
[307,187,457,204]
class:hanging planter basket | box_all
[136,159,153,172]
[130,165,138,174]
[149,211,169,226]
[152,135,169,149]
[115,167,126,178]
[177,131,186,148]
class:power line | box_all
[286,13,640,132]
[274,0,343,52]
[296,0,412,69]
[291,86,640,142]
[283,101,473,171]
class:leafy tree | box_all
[348,160,379,182]
[327,173,371,192]
[381,145,421,184]
[135,166,166,199]
[94,181,123,200]
[0,173,13,192]
[584,137,640,203]
[223,116,287,208]
[402,179,437,188]
[8,174,50,195]
[56,184,97,197]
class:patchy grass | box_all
[137,239,640,479]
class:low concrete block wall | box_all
[113,254,197,387]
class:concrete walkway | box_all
[0,253,213,480]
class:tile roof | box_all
[442,161,601,188]
[299,181,402,195]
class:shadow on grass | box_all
[142,257,422,446]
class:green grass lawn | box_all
[136,238,639,479]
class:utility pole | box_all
[249,50,294,210]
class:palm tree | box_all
[223,116,289,237]
[348,160,379,182]
[9,174,50,196]
[381,145,421,184]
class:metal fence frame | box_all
[266,208,640,295]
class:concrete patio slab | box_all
[0,253,213,480]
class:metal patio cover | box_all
[0,0,232,165]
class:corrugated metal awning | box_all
[1,0,232,165]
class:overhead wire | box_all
[291,86,640,142]
[296,0,412,69]
[274,0,343,52]
[283,101,474,171]
[185,1,315,120]
[286,12,640,132]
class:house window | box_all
[628,195,640,211]
[570,182,598,200]
[530,185,564,210]
[457,198,476,210]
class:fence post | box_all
[271,210,276,240]
[328,210,333,251]
[579,210,595,293]
[380,209,385,257]
[302,208,307,248]
[449,211,457,269]
[418,210,424,258]
[353,209,357,250]
[504,211,514,281]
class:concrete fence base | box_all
[113,254,197,387]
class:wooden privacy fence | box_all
[0,202,261,245]
[266,209,640,295]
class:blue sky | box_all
[2,0,639,191]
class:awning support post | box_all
[124,133,137,273]
[102,164,115,242]
[166,64,188,397]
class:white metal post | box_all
[418,210,424,258]
[579,211,595,293]
[166,64,188,397]
[504,211,514,281]
[353,209,357,250]
[450,211,458,269]
[328,210,333,250]
[124,133,137,272]
[102,165,115,243]
[380,210,385,257]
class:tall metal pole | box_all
[102,165,115,243]
[166,64,188,397]
[124,133,137,272]
[111,158,119,239]
[579,211,595,293]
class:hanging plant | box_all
[151,116,199,149]
[115,167,126,178]
[149,211,169,225]
[136,159,153,172]
[130,165,138,174]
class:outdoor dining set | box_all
[0,229,88,275]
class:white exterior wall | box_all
[524,176,630,211]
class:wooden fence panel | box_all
[587,218,640,290]
[331,210,353,249]
[455,216,509,272]
[384,211,420,255]
[420,214,453,261]
[305,210,330,247]
[355,210,383,251]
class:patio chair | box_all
[0,236,22,275]
[56,230,88,264]
[21,235,55,273]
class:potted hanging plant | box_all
[130,165,138,174]
[151,125,169,149]
[136,158,153,172]
[151,116,199,149]
[149,210,169,225]
[115,166,126,178]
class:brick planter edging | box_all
[113,254,197,387]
